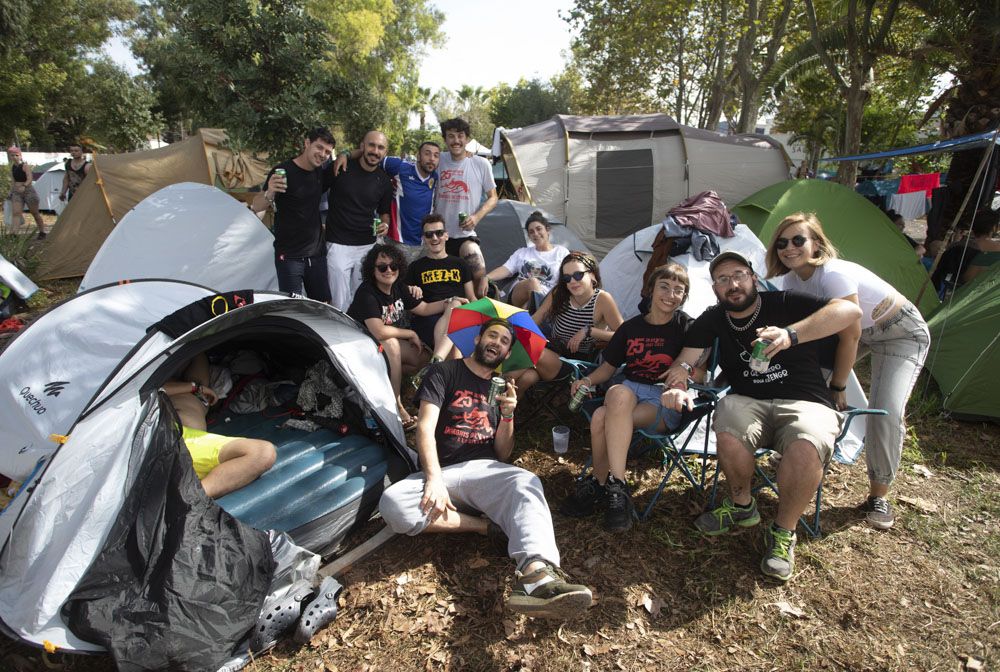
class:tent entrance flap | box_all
[596,149,654,239]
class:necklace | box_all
[725,296,761,332]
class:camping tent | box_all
[80,182,279,293]
[499,114,791,257]
[477,199,590,271]
[925,265,1000,422]
[0,281,414,657]
[732,179,940,317]
[36,129,270,281]
[33,161,66,213]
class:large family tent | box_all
[36,129,270,281]
[79,182,279,293]
[476,199,590,271]
[0,281,414,660]
[499,114,791,257]
[925,265,1000,422]
[732,179,940,317]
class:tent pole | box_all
[563,127,570,226]
[916,127,999,305]
[90,157,117,226]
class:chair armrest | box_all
[837,406,889,442]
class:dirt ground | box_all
[1,221,997,672]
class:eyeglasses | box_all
[657,286,687,298]
[423,229,446,239]
[561,270,588,283]
[712,270,752,286]
[375,263,400,273]
[775,234,808,250]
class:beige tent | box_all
[500,114,792,257]
[37,129,270,280]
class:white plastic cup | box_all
[552,425,570,454]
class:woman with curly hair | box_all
[347,243,455,429]
[765,212,930,530]
[514,251,624,392]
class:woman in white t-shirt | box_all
[765,212,930,531]
[485,211,569,308]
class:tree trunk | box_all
[736,81,760,134]
[835,82,869,186]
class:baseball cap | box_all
[709,251,754,275]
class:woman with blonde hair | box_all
[765,211,930,530]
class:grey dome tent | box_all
[499,114,791,257]
[476,199,591,271]
[0,280,414,664]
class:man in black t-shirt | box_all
[325,130,394,311]
[406,214,476,360]
[252,127,336,302]
[660,252,862,582]
[379,319,592,620]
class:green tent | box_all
[925,265,1000,422]
[732,179,940,317]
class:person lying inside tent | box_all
[165,354,276,498]
[484,211,569,308]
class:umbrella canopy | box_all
[447,297,547,372]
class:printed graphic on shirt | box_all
[438,169,470,200]
[442,388,494,445]
[381,297,406,325]
[624,335,674,379]
[419,268,464,284]
[518,260,554,284]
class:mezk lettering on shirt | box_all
[420,269,463,284]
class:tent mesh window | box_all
[596,149,654,239]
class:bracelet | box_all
[500,412,514,422]
[829,382,847,392]
[190,381,199,394]
[264,193,275,206]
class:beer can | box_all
[568,383,591,412]
[458,212,468,225]
[749,339,771,373]
[274,168,286,178]
[372,216,381,237]
[487,376,507,405]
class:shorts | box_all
[713,394,841,465]
[445,235,481,259]
[622,379,682,433]
[182,426,240,479]
[410,312,441,347]
[9,185,39,211]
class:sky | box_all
[103,0,576,91]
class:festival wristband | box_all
[829,382,847,392]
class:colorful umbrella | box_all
[446,297,548,372]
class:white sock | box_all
[521,574,555,594]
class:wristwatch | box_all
[785,326,799,346]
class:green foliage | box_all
[399,128,443,156]
[489,78,574,129]
[430,87,494,144]
[82,60,161,152]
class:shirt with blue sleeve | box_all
[382,156,437,246]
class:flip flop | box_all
[293,575,344,644]
[249,579,315,653]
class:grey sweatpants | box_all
[379,459,561,571]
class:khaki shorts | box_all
[713,394,842,465]
[9,185,39,211]
[182,426,240,479]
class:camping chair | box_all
[518,355,599,426]
[709,406,888,538]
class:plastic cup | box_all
[552,425,570,454]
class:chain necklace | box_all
[725,296,761,332]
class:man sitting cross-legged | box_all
[660,252,861,582]
[165,353,276,499]
[379,319,593,619]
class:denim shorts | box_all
[622,379,682,434]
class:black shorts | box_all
[445,236,481,258]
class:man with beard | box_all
[659,252,861,582]
[379,319,593,620]
[334,141,442,259]
[252,127,336,302]
[325,130,394,310]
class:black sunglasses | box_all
[375,263,400,273]
[561,270,587,283]
[423,229,446,239]
[775,234,808,250]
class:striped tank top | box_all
[551,288,601,354]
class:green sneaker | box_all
[761,524,797,582]
[508,563,592,619]
[694,497,760,535]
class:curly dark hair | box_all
[440,117,471,136]
[361,243,408,286]
[549,251,601,320]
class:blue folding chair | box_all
[518,356,600,426]
[709,406,889,538]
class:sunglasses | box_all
[423,229,446,239]
[561,270,588,283]
[775,234,808,250]
[375,263,400,273]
